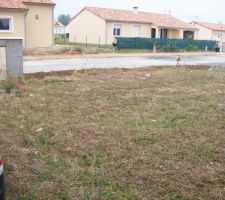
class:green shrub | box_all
[74,47,82,53]
[161,43,178,52]
[2,79,17,93]
[186,44,200,52]
[1,76,22,93]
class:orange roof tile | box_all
[0,0,55,10]
[83,7,197,30]
[0,0,27,10]
[22,0,55,5]
[194,21,225,32]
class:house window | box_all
[133,25,141,37]
[113,24,122,36]
[183,31,194,39]
[0,17,13,32]
[160,29,168,39]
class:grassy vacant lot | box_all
[1,66,225,200]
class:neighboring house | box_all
[191,21,225,43]
[0,0,55,47]
[54,21,65,35]
[68,7,198,44]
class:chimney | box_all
[133,6,138,14]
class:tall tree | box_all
[58,14,71,26]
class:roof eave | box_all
[22,2,55,6]
[158,25,199,31]
[106,19,153,25]
[0,7,28,11]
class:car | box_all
[0,158,5,200]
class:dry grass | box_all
[1,66,225,200]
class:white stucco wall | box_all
[68,10,106,44]
[190,23,213,40]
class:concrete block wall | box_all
[0,38,23,77]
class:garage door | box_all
[0,47,6,80]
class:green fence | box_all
[116,37,216,51]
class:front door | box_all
[151,28,156,38]
[0,47,6,80]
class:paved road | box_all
[24,55,225,73]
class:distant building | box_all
[54,21,65,35]
[191,21,225,42]
[0,0,55,47]
[68,6,198,44]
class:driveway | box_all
[24,54,225,73]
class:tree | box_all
[58,14,71,26]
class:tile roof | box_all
[0,0,55,10]
[194,21,225,32]
[22,0,55,5]
[0,0,27,10]
[55,21,65,27]
[83,7,197,30]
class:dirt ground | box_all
[1,66,225,199]
[23,45,225,60]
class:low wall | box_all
[0,38,23,78]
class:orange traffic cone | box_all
[153,45,157,53]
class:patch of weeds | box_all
[26,77,39,85]
[165,191,190,200]
[44,78,60,88]
[44,156,71,172]
[194,143,215,162]
[76,68,99,76]
[80,153,104,168]
[3,160,12,174]
[22,132,36,147]
[16,194,38,200]
[156,112,189,128]
[86,69,99,75]
[1,78,21,93]
[76,69,86,74]
[60,191,70,200]
[18,74,26,85]
[37,128,55,146]
[90,94,100,104]
[15,88,26,97]
[77,169,137,200]
[73,47,83,53]
[134,116,156,130]
[125,96,149,106]
[131,135,158,145]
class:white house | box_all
[68,7,198,45]
[54,21,65,35]
[191,21,225,51]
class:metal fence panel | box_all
[116,37,216,50]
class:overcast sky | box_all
[54,0,225,23]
